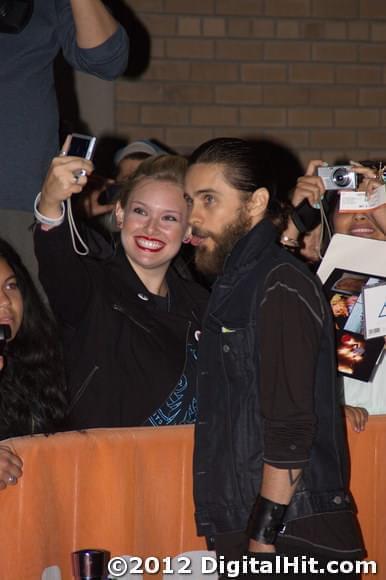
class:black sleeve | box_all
[258,265,324,469]
[34,220,92,328]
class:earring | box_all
[183,226,192,244]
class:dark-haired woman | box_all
[0,238,67,490]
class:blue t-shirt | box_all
[144,343,198,427]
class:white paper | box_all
[339,186,386,213]
[317,234,386,284]
[363,282,386,339]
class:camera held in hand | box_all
[317,165,357,191]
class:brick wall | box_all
[116,0,386,166]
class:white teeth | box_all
[136,238,164,250]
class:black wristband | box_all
[249,495,287,545]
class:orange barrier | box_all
[0,419,384,579]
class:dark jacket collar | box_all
[104,243,206,324]
[222,218,278,280]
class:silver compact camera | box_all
[317,165,357,190]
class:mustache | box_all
[191,227,212,238]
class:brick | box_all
[367,147,386,161]
[191,105,238,126]
[348,22,369,41]
[141,105,189,125]
[119,126,166,144]
[252,19,275,38]
[263,85,308,105]
[241,63,287,82]
[358,131,386,148]
[360,0,386,18]
[303,21,326,40]
[276,20,301,39]
[142,61,191,81]
[115,81,163,102]
[268,129,309,149]
[310,130,356,148]
[264,0,311,18]
[213,128,252,139]
[312,43,357,62]
[141,14,177,36]
[166,127,213,148]
[324,22,347,40]
[265,41,311,61]
[151,39,165,58]
[125,0,163,11]
[305,20,347,42]
[178,17,201,36]
[227,18,252,37]
[166,39,214,59]
[299,151,323,167]
[165,0,215,13]
[240,107,287,127]
[216,39,264,60]
[215,0,264,15]
[289,63,334,83]
[288,109,333,127]
[215,84,263,104]
[116,104,141,125]
[360,44,386,64]
[335,109,379,128]
[337,65,381,85]
[164,84,214,103]
[371,23,386,43]
[359,88,386,106]
[323,150,366,164]
[203,18,226,36]
[309,87,357,107]
[190,62,239,82]
[311,0,359,18]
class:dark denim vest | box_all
[194,220,354,538]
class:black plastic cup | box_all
[71,549,110,580]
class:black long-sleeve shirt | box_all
[259,263,322,469]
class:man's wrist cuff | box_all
[249,495,287,545]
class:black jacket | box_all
[194,219,363,555]
[34,221,208,429]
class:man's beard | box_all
[194,207,252,276]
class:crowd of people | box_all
[1,2,386,578]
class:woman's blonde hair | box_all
[118,154,188,208]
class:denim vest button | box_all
[290,444,297,451]
[223,344,230,353]
[333,495,342,505]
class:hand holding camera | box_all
[291,161,362,234]
[38,134,95,221]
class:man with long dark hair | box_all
[185,138,365,577]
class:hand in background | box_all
[0,446,23,491]
[291,159,326,209]
[77,174,116,219]
[344,405,369,433]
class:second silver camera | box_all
[317,165,357,190]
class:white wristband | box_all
[34,192,65,227]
